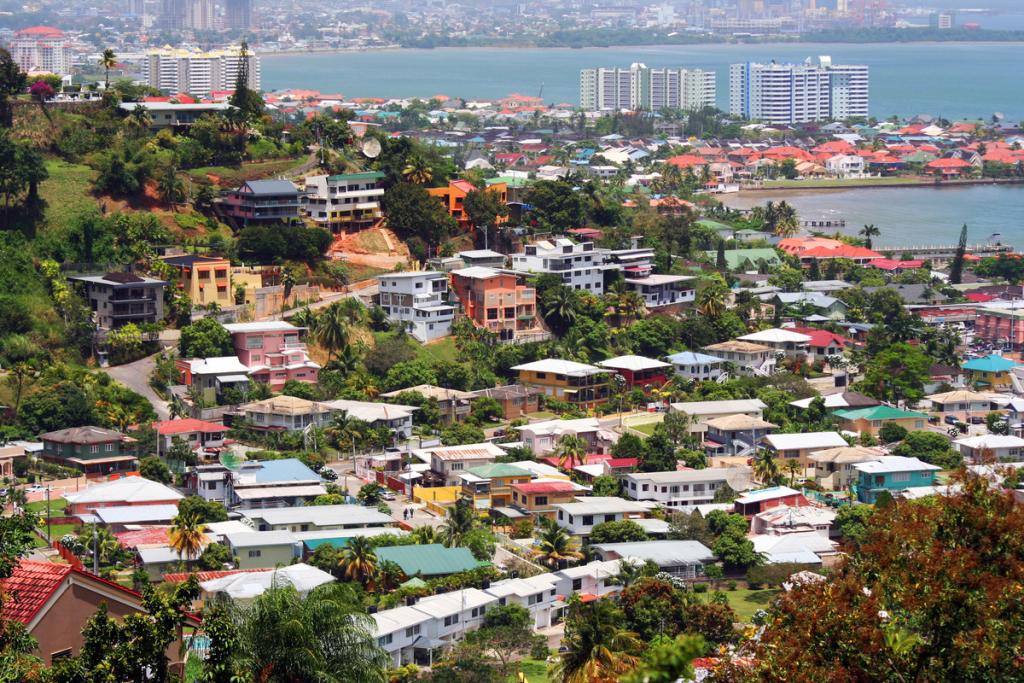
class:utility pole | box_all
[46,486,51,542]
[92,525,99,575]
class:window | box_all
[104,443,114,452]
[528,592,543,605]
[451,462,464,471]
[604,514,616,523]
[247,550,261,558]
[572,578,582,590]
[90,445,99,454]
[378,634,393,646]
[582,515,594,526]
[535,496,547,506]
[891,472,911,483]
[443,614,460,627]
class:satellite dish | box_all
[361,138,382,159]
[725,467,752,493]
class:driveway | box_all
[102,352,171,421]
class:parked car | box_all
[969,415,985,424]
[944,415,959,426]
[381,490,396,501]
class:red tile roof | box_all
[799,245,883,260]
[867,258,924,271]
[927,157,972,169]
[116,526,172,548]
[16,26,65,36]
[665,154,707,169]
[511,481,576,495]
[965,292,996,303]
[605,458,639,468]
[154,418,228,436]
[788,327,855,350]
[0,561,72,624]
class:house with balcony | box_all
[807,446,884,491]
[381,384,475,424]
[152,418,229,459]
[591,540,714,579]
[624,274,696,310]
[597,355,671,392]
[704,415,778,457]
[224,321,319,390]
[515,417,612,459]
[833,405,929,438]
[69,272,166,331]
[510,480,579,520]
[460,463,533,511]
[853,456,942,503]
[175,356,251,404]
[669,399,769,435]
[40,427,138,477]
[374,271,455,343]
[737,328,812,359]
[702,340,777,376]
[511,239,610,295]
[449,267,547,343]
[623,467,752,509]
[961,354,1019,390]
[427,179,507,232]
[553,497,649,536]
[226,458,326,509]
[160,254,233,309]
[302,171,385,232]
[217,179,302,226]
[469,385,542,420]
[666,351,726,382]
[321,399,418,440]
[415,442,507,486]
[762,432,850,472]
[484,574,561,629]
[924,390,994,421]
[511,359,611,410]
[238,396,334,432]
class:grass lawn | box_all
[631,422,658,436]
[415,337,459,364]
[525,411,558,421]
[39,160,97,230]
[761,176,923,189]
[715,588,780,622]
[516,658,551,683]
[186,158,304,186]
[346,262,390,284]
[26,497,67,517]
[353,229,390,254]
[43,523,79,541]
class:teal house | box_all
[961,354,1018,390]
[852,456,941,503]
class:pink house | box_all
[223,321,320,390]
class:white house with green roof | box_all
[301,171,385,231]
[704,247,782,271]
[833,405,930,438]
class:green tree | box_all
[382,182,456,252]
[878,422,909,444]
[554,597,642,683]
[0,48,26,128]
[712,526,763,571]
[227,40,264,124]
[949,223,968,284]
[858,342,932,404]
[314,301,351,362]
[463,188,509,246]
[534,519,583,569]
[440,500,477,548]
[859,224,880,249]
[588,519,649,544]
[440,422,486,446]
[179,317,233,358]
[470,604,533,679]
[169,511,207,564]
[590,474,621,497]
[357,482,385,506]
[139,455,172,484]
[554,433,588,471]
[523,180,586,230]
[100,48,117,89]
[834,504,874,546]
[620,634,705,683]
[198,541,232,571]
[339,536,378,590]
[892,431,962,468]
[177,495,228,523]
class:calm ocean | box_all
[262,42,1024,120]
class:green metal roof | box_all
[376,544,485,577]
[704,248,781,270]
[487,176,530,188]
[326,171,385,182]
[466,463,532,479]
[834,405,929,421]
[962,355,1018,373]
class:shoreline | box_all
[732,177,1024,196]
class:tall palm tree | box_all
[608,559,645,588]
[232,582,389,683]
[784,459,802,486]
[773,201,799,238]
[696,281,728,319]
[533,520,583,569]
[752,450,781,486]
[4,362,35,415]
[328,413,368,471]
[402,155,433,185]
[339,536,378,590]
[100,48,116,89]
[291,305,317,331]
[376,560,406,592]
[440,501,476,548]
[553,598,642,683]
[315,302,350,362]
[554,433,588,472]
[169,511,206,564]
[542,287,578,331]
[410,525,438,544]
[859,223,880,249]
[127,103,151,135]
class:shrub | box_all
[727,580,737,591]
[692,583,708,593]
[530,635,550,660]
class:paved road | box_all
[102,352,171,421]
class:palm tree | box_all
[291,305,317,331]
[553,598,642,683]
[410,525,437,544]
[533,520,583,569]
[169,511,206,564]
[440,501,476,548]
[696,280,728,319]
[232,582,389,683]
[554,433,588,472]
[402,155,433,185]
[376,560,406,592]
[100,48,116,89]
[4,362,35,415]
[542,287,578,332]
[328,413,368,471]
[315,302,350,362]
[752,449,781,486]
[784,459,802,486]
[773,201,799,238]
[126,103,151,135]
[339,536,378,590]
[157,163,185,210]
[608,559,645,588]
[860,223,880,249]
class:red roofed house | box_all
[926,157,974,178]
[665,154,707,170]
[0,560,194,667]
[788,327,856,360]
[867,258,924,273]
[152,418,229,457]
[510,480,578,520]
[798,244,883,267]
[428,179,508,232]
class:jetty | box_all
[885,243,1015,262]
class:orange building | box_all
[449,266,547,343]
[428,180,508,231]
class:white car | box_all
[25,484,46,493]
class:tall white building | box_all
[729,57,869,124]
[9,26,71,75]
[512,239,610,294]
[580,63,715,112]
[145,46,260,97]
[374,271,455,343]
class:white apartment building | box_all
[10,26,71,75]
[145,46,261,97]
[302,171,385,232]
[623,467,752,508]
[624,274,696,308]
[729,57,868,124]
[580,63,716,112]
[374,271,455,342]
[553,497,649,536]
[511,239,609,294]
[414,442,506,486]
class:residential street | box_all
[101,352,171,421]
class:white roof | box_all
[223,321,300,333]
[853,456,942,474]
[65,477,184,506]
[204,520,254,537]
[625,467,748,485]
[485,574,559,599]
[754,504,836,528]
[553,559,623,580]
[632,517,670,534]
[184,356,248,375]
[517,417,600,437]
[511,359,608,377]
[735,486,801,505]
[738,328,813,344]
[232,484,327,500]
[954,434,1024,449]
[224,531,298,548]
[138,546,186,565]
[554,496,649,516]
[201,563,335,599]
[573,464,606,478]
[413,441,506,462]
[510,461,566,479]
[623,274,695,286]
[243,505,395,528]
[763,432,849,451]
[94,504,179,524]
[414,588,496,617]
[790,393,864,409]
[593,540,714,566]
[373,605,434,637]
[597,355,671,372]
[450,266,504,279]
[670,399,767,416]
[321,399,418,423]
[752,532,837,564]
[295,527,404,543]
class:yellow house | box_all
[161,254,233,308]
[510,359,610,410]
[459,463,532,511]
[961,354,1018,390]
[833,405,929,437]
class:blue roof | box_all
[249,458,320,483]
[962,354,1018,373]
[242,179,299,195]
[666,351,725,365]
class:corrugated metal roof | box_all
[376,544,485,577]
